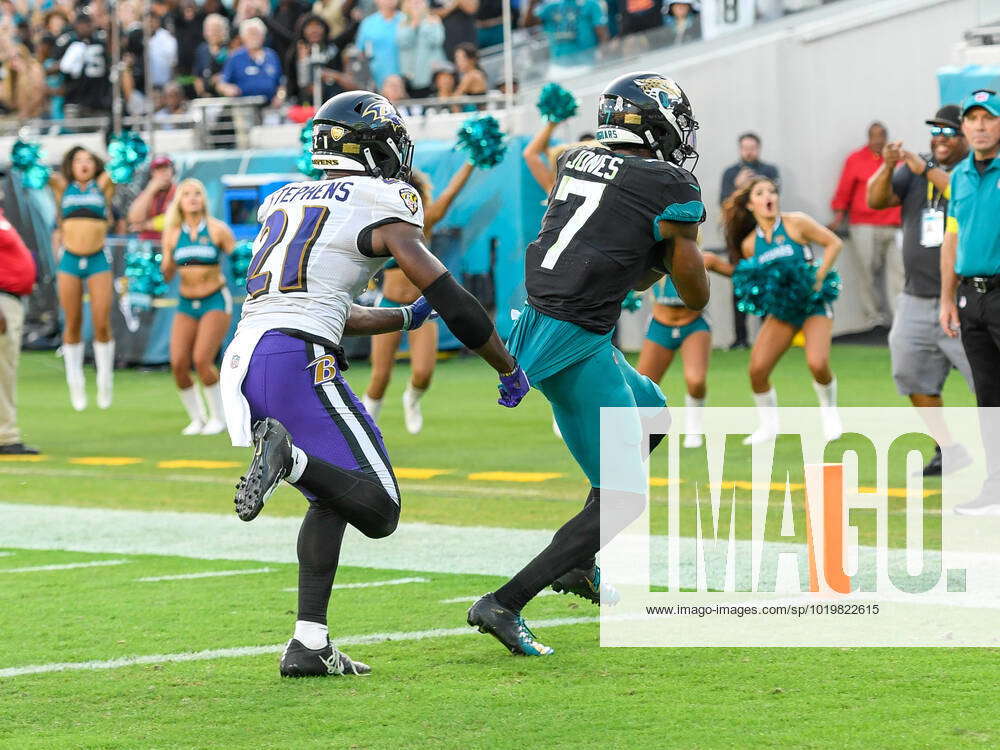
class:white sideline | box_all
[137,567,276,582]
[282,577,429,593]
[0,560,129,573]
[439,590,559,605]
[0,615,601,679]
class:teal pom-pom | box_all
[230,240,254,289]
[621,290,643,312]
[809,268,842,308]
[298,119,323,180]
[536,82,578,123]
[106,131,150,184]
[123,240,168,308]
[732,256,769,317]
[10,140,51,189]
[455,114,507,169]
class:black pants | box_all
[958,283,1000,406]
[958,282,1000,492]
[732,293,748,346]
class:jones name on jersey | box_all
[525,145,705,334]
[238,176,424,344]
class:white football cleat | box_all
[182,420,205,436]
[200,418,227,435]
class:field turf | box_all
[0,346,994,749]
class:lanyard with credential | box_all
[921,168,945,248]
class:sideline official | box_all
[0,206,39,454]
[939,89,1000,515]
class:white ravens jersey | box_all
[237,176,424,344]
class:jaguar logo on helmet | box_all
[634,76,684,114]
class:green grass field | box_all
[0,346,994,749]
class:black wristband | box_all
[421,271,494,350]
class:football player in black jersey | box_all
[467,72,710,655]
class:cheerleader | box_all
[637,276,711,448]
[160,179,236,435]
[48,147,117,411]
[362,163,474,434]
[708,178,844,444]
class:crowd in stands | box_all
[0,0,830,123]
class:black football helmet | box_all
[311,91,413,179]
[595,72,699,170]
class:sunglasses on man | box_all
[930,126,959,137]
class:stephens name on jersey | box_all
[238,176,424,344]
[525,145,705,334]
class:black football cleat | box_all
[551,564,620,606]
[235,418,292,522]
[279,638,371,677]
[467,593,554,656]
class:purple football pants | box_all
[241,330,399,503]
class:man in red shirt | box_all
[0,207,39,454]
[126,155,177,240]
[830,121,903,329]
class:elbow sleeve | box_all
[421,271,494,351]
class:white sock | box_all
[362,395,382,421]
[404,383,427,402]
[812,377,837,408]
[684,394,705,434]
[63,342,84,385]
[178,386,206,423]
[287,445,308,483]
[93,340,114,385]
[203,382,225,423]
[753,388,778,411]
[293,619,328,650]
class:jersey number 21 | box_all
[246,206,331,298]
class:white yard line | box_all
[137,567,276,582]
[0,615,601,679]
[439,590,559,604]
[282,577,429,593]
[0,560,129,573]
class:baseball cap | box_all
[150,155,174,170]
[961,89,1000,118]
[925,104,961,129]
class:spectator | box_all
[452,41,486,102]
[193,13,231,98]
[218,18,285,104]
[526,0,608,71]
[260,0,310,64]
[663,1,700,45]
[147,13,179,89]
[127,155,178,242]
[476,0,503,49]
[619,0,662,38]
[154,81,189,128]
[0,42,46,120]
[430,0,477,62]
[381,73,422,116]
[57,10,112,116]
[397,0,445,98]
[939,89,1000,515]
[284,13,357,105]
[867,104,973,477]
[355,0,402,89]
[0,205,38,456]
[830,122,902,329]
[719,132,781,348]
[313,0,351,38]
[171,0,207,80]
[431,59,456,99]
[37,28,65,120]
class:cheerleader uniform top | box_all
[653,276,686,307]
[61,181,107,221]
[753,216,813,266]
[174,221,223,266]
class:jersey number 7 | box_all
[246,206,331,298]
[539,175,607,270]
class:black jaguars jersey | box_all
[525,146,705,334]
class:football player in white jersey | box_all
[220,91,530,678]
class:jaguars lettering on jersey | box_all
[238,177,424,345]
[525,145,705,334]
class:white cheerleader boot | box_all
[178,385,207,435]
[744,388,779,445]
